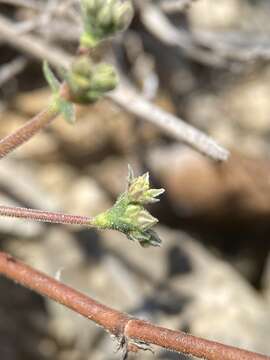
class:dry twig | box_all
[140,2,270,65]
[0,251,269,360]
[0,0,41,9]
[160,0,197,13]
[0,14,71,68]
[137,1,228,67]
[0,106,59,159]
[0,57,27,86]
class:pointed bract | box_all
[43,61,60,93]
[127,169,164,205]
[144,188,166,203]
[137,209,158,230]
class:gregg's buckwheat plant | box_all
[0,3,265,360]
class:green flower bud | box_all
[97,2,114,28]
[80,0,134,47]
[66,56,118,104]
[136,208,158,230]
[129,172,149,194]
[90,63,118,92]
[122,205,158,230]
[128,229,161,248]
[124,204,141,222]
[112,2,134,31]
[83,0,102,13]
[71,56,93,78]
[92,166,164,247]
[127,168,165,205]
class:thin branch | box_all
[194,30,270,62]
[0,251,269,360]
[0,106,59,159]
[160,0,198,13]
[0,14,229,161]
[0,57,27,86]
[137,1,228,68]
[140,3,270,65]
[0,0,42,10]
[0,205,91,226]
[0,14,71,68]
[110,83,229,161]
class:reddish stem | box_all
[0,205,91,226]
[0,106,59,159]
[0,252,268,360]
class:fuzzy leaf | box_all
[43,61,60,93]
[58,98,76,124]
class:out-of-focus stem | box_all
[0,106,59,159]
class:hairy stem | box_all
[0,252,268,360]
[0,106,59,159]
[0,205,91,226]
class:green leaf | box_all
[43,61,60,93]
[58,98,76,124]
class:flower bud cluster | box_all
[81,0,134,47]
[66,56,118,103]
[92,167,165,247]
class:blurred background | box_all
[0,0,270,359]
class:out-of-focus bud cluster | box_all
[66,56,118,103]
[80,0,134,47]
[43,1,133,119]
[92,166,165,247]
